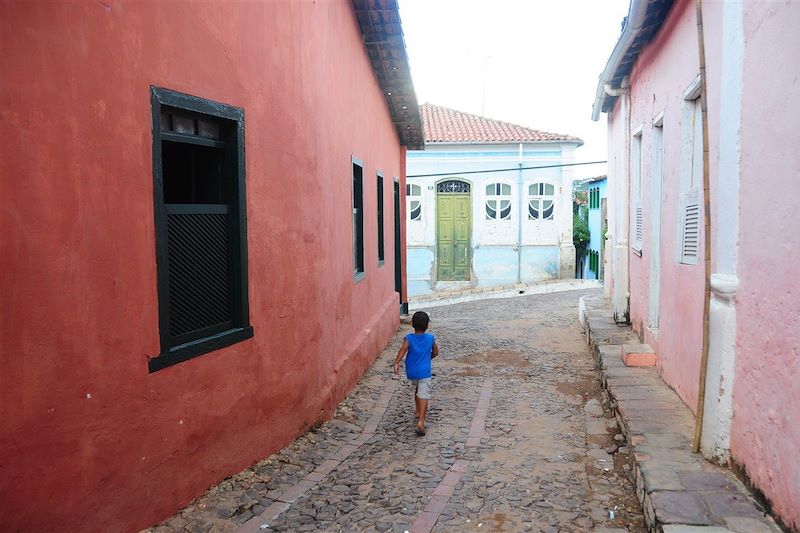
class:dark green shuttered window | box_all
[352,157,365,279]
[377,172,385,263]
[149,86,252,372]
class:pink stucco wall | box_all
[622,0,722,412]
[730,2,800,529]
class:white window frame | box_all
[406,183,422,221]
[485,182,512,221]
[678,75,703,265]
[631,125,644,255]
[527,182,556,221]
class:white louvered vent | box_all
[633,201,644,253]
[681,189,700,264]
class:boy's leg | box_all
[414,383,420,419]
[418,399,428,431]
[416,379,431,433]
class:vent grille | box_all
[633,201,644,252]
[167,209,232,339]
[681,190,700,264]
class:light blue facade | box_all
[581,177,607,280]
[406,143,579,296]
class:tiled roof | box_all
[420,103,582,145]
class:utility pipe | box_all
[517,143,524,283]
[692,0,713,454]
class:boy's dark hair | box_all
[411,311,430,331]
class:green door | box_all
[437,193,471,280]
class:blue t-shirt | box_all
[405,332,434,379]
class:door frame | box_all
[393,178,404,312]
[435,178,472,282]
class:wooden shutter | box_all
[680,189,700,264]
[632,200,643,253]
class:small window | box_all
[353,158,365,278]
[680,189,701,265]
[485,182,512,220]
[528,182,555,220]
[149,86,252,372]
[377,173,385,263]
[407,183,422,221]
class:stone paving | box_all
[580,293,782,533]
[145,289,645,533]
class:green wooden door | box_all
[437,194,471,280]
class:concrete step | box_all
[622,343,657,367]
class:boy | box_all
[393,311,438,436]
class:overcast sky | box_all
[398,0,630,178]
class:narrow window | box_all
[407,183,422,221]
[528,182,555,220]
[632,129,644,254]
[376,172,385,263]
[149,86,252,372]
[352,158,365,278]
[679,76,703,265]
[485,182,512,220]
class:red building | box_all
[0,1,422,531]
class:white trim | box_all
[631,124,644,137]
[684,74,702,101]
[653,110,665,128]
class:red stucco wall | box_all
[0,1,406,531]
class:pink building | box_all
[593,0,800,529]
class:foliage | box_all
[573,205,590,258]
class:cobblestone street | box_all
[147,289,646,533]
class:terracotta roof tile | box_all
[420,103,582,145]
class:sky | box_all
[398,0,631,178]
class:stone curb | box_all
[409,279,601,309]
[579,295,782,533]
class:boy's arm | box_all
[393,340,409,375]
[431,341,439,359]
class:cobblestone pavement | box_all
[145,289,646,533]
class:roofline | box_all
[423,139,584,147]
[591,0,649,121]
[351,0,424,149]
[591,0,674,121]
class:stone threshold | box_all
[579,294,781,533]
[408,278,600,309]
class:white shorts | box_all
[410,378,432,400]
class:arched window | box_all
[406,183,422,221]
[485,182,512,220]
[528,182,555,220]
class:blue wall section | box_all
[521,246,560,280]
[473,247,519,287]
[582,178,607,280]
[407,247,434,296]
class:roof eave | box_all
[351,0,424,149]
[591,0,674,121]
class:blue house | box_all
[576,176,607,280]
[406,104,583,297]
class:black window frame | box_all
[376,171,385,265]
[352,156,365,281]
[149,86,252,373]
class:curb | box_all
[579,294,781,533]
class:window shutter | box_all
[632,200,643,253]
[680,189,700,264]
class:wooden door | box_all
[437,194,471,280]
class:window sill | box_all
[378,259,385,268]
[148,326,254,373]
[354,271,366,283]
[632,247,643,257]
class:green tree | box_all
[573,205,590,259]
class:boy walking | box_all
[393,311,438,436]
